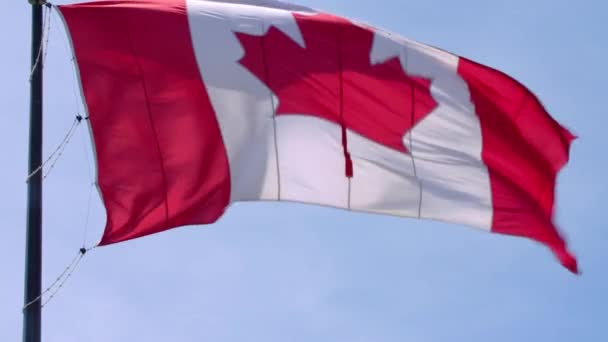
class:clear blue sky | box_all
[2,0,606,341]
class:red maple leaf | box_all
[236,13,437,172]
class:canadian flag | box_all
[58,0,577,272]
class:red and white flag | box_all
[58,0,577,272]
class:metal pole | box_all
[23,1,44,341]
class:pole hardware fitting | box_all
[28,0,48,6]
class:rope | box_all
[22,247,89,311]
[41,248,88,308]
[29,4,52,82]
[42,116,85,180]
[21,1,96,311]
[25,115,84,183]
[41,5,52,69]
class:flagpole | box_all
[23,1,44,341]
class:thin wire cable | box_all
[22,249,82,311]
[25,116,81,183]
[51,4,83,121]
[81,183,94,247]
[259,19,282,200]
[78,122,95,185]
[404,49,423,219]
[49,4,96,189]
[333,19,353,209]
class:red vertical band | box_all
[458,57,577,273]
[60,0,231,245]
